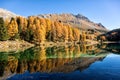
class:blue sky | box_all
[0,0,120,30]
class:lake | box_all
[0,43,120,80]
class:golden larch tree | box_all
[7,18,18,37]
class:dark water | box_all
[0,43,120,80]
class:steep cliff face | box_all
[37,13,108,32]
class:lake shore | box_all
[35,40,99,47]
[0,40,99,52]
[103,41,120,43]
[0,40,34,52]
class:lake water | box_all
[0,43,120,80]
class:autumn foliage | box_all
[0,16,81,44]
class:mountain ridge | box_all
[0,8,107,32]
[36,13,107,32]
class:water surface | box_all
[0,44,120,80]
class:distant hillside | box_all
[0,8,18,19]
[98,28,120,41]
[37,13,108,32]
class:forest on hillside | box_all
[98,28,120,42]
[0,16,83,44]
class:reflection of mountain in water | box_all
[51,57,104,73]
[0,45,108,79]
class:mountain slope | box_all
[0,8,108,33]
[0,8,18,19]
[99,28,120,41]
[37,13,108,32]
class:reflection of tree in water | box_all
[0,45,108,78]
[0,53,9,77]
[0,62,6,76]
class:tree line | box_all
[0,16,81,44]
